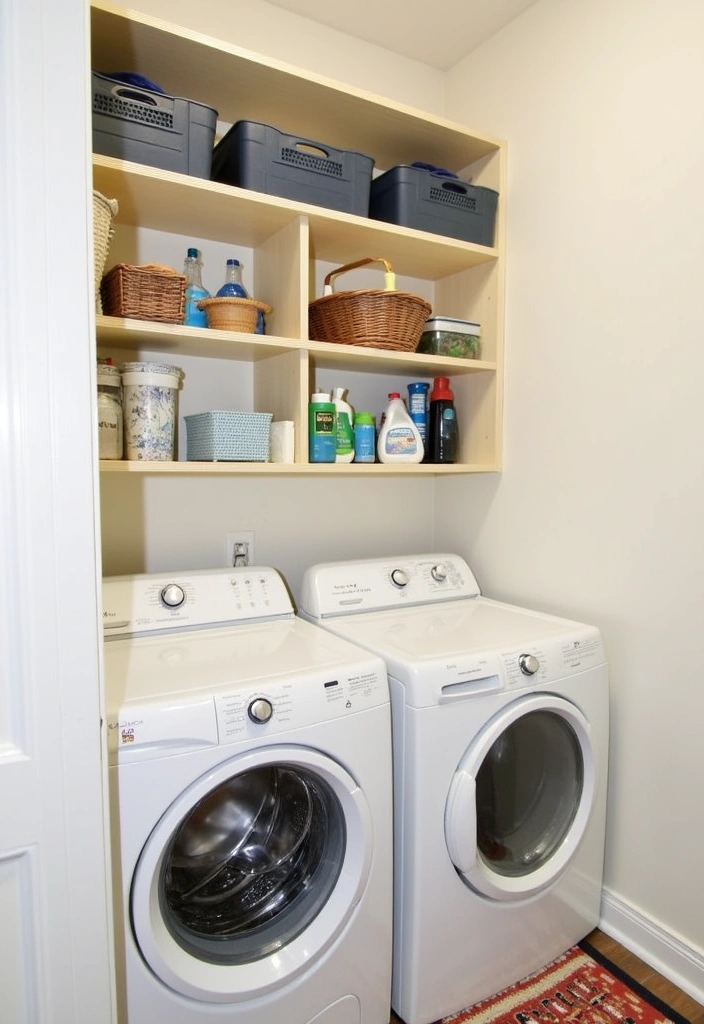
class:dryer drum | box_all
[475,710,584,877]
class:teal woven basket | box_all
[185,411,273,462]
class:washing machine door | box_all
[444,694,596,901]
[131,744,373,1002]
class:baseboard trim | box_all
[599,886,704,1006]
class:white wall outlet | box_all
[225,531,255,567]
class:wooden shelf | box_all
[99,459,498,476]
[90,1,502,175]
[96,316,497,376]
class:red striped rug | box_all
[440,940,690,1024]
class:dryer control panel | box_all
[300,553,481,618]
[103,566,295,639]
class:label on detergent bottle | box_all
[384,427,420,456]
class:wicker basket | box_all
[100,263,186,324]
[93,191,118,314]
[185,411,273,462]
[197,296,272,333]
[308,257,432,352]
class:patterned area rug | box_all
[440,940,690,1024]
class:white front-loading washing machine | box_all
[102,566,393,1024]
[299,554,609,1024]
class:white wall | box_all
[441,0,704,978]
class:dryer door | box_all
[131,744,373,1002]
[444,694,596,901]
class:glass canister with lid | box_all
[97,361,123,460]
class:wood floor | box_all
[389,928,704,1024]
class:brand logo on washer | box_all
[121,726,135,744]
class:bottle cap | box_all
[355,411,375,425]
[431,376,454,401]
[187,247,198,258]
[388,392,401,400]
[226,258,241,267]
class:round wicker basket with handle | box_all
[93,190,118,314]
[308,257,432,352]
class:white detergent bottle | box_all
[377,392,424,464]
[333,387,355,463]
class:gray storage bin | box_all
[92,72,218,179]
[211,120,374,216]
[369,164,498,246]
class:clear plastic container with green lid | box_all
[418,316,481,359]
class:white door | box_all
[444,694,597,901]
[0,0,115,1019]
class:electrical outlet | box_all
[226,531,255,567]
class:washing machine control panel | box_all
[300,553,481,617]
[103,567,295,639]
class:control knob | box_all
[160,583,185,608]
[518,653,540,676]
[391,568,409,588]
[431,563,447,582]
[248,698,273,724]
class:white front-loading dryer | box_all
[300,554,609,1024]
[102,567,393,1024]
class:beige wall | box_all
[441,0,704,974]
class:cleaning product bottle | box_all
[182,247,210,328]
[308,388,336,463]
[354,411,376,463]
[427,376,459,463]
[407,382,430,452]
[216,258,248,298]
[333,387,355,463]
[377,392,424,464]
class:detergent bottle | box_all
[377,392,424,464]
[333,387,355,463]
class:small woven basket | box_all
[185,411,273,462]
[101,263,186,324]
[197,296,272,334]
[93,191,118,314]
[308,257,432,352]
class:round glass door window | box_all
[445,696,596,900]
[157,763,345,965]
[475,710,583,876]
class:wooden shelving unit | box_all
[91,0,505,475]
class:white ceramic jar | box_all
[120,361,182,461]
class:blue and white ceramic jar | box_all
[120,361,183,461]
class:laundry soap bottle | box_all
[308,388,336,463]
[333,387,355,463]
[183,247,210,328]
[216,258,248,297]
[427,376,459,463]
[377,392,424,464]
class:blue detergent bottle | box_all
[183,247,210,328]
[216,258,248,297]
